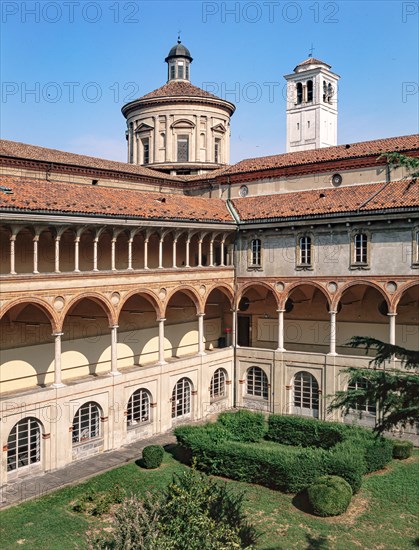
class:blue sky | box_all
[1,0,418,163]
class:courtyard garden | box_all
[0,412,417,549]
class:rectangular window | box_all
[354,233,368,263]
[214,138,221,163]
[299,236,312,265]
[142,138,150,165]
[251,239,261,266]
[178,61,184,79]
[177,135,189,162]
[170,65,175,79]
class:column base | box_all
[51,382,66,388]
[276,347,286,352]
[109,371,121,377]
[327,352,338,357]
[197,351,207,356]
[157,360,168,365]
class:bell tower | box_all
[284,56,340,152]
[165,36,193,82]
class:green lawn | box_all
[0,451,418,550]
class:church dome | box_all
[165,40,192,62]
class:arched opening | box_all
[165,290,199,358]
[0,302,55,391]
[210,368,228,401]
[127,388,151,427]
[118,293,160,367]
[395,284,418,349]
[131,231,145,270]
[307,80,313,102]
[246,366,268,400]
[337,284,389,356]
[97,229,112,271]
[72,402,101,443]
[296,82,303,104]
[343,376,376,428]
[292,371,319,418]
[171,377,192,422]
[59,228,76,272]
[62,297,112,380]
[15,227,34,274]
[7,417,43,477]
[284,284,330,354]
[147,232,160,269]
[204,287,233,350]
[79,228,95,272]
[115,230,129,270]
[237,284,278,348]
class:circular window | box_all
[239,297,250,311]
[239,185,249,197]
[331,173,343,187]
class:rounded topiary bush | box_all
[142,445,164,469]
[392,440,414,460]
[307,475,352,517]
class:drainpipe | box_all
[226,196,241,408]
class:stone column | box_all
[111,238,117,271]
[52,332,65,388]
[153,116,158,164]
[158,318,167,364]
[388,313,397,345]
[54,236,61,273]
[127,237,134,270]
[110,325,121,376]
[74,236,80,272]
[93,237,99,271]
[276,309,286,352]
[158,236,164,269]
[209,238,214,266]
[197,313,206,355]
[328,310,338,356]
[198,239,203,267]
[10,234,16,275]
[172,239,177,268]
[232,309,238,348]
[144,237,149,269]
[220,240,225,266]
[33,235,39,274]
[194,115,199,162]
[185,237,191,268]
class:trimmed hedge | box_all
[174,412,394,495]
[308,475,352,517]
[393,440,414,460]
[218,410,267,442]
[267,415,346,449]
[142,445,164,469]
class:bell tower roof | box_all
[293,57,332,73]
[165,38,193,63]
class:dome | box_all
[165,40,192,62]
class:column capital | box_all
[387,312,397,317]
[110,325,119,330]
[157,317,166,322]
[53,332,64,337]
[197,312,206,317]
[328,310,338,315]
[276,309,286,313]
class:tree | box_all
[329,337,419,434]
[378,152,419,182]
[87,464,258,549]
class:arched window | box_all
[327,83,333,102]
[293,371,319,417]
[72,402,101,444]
[246,367,268,400]
[299,236,312,266]
[348,377,376,415]
[296,82,303,104]
[214,138,221,163]
[250,238,262,267]
[307,80,313,102]
[354,233,368,264]
[210,368,227,400]
[7,418,41,472]
[127,389,151,427]
[172,378,192,419]
[142,137,150,165]
[323,80,327,102]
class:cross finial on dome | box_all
[308,43,314,58]
[177,31,181,44]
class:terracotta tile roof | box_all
[0,175,234,223]
[295,57,331,69]
[138,80,221,101]
[223,135,419,176]
[232,180,419,221]
[0,139,179,182]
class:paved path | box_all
[0,432,177,510]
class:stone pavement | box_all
[0,432,177,510]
